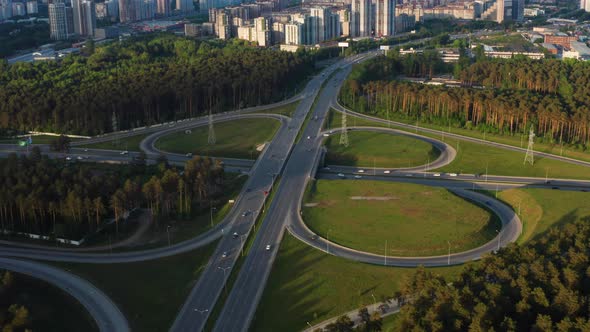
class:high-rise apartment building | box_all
[215,11,230,39]
[119,0,136,22]
[72,0,96,36]
[26,0,38,13]
[49,0,69,40]
[583,0,590,12]
[375,0,394,36]
[156,0,169,16]
[12,1,25,16]
[285,21,303,45]
[310,6,329,43]
[176,0,192,13]
[351,0,370,37]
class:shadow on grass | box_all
[529,209,582,243]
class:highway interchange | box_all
[0,50,590,331]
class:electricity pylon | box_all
[339,110,349,147]
[524,128,535,165]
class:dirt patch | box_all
[304,203,319,207]
[420,191,433,196]
[256,143,266,151]
[350,196,398,201]
[317,200,338,207]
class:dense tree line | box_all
[396,217,590,331]
[0,150,224,239]
[0,35,315,135]
[0,22,53,58]
[313,307,383,332]
[340,56,590,147]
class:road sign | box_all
[338,42,349,48]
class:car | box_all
[581,189,588,192]
[323,167,331,170]
[186,153,192,158]
[232,232,239,239]
[552,187,559,190]
[83,148,88,152]
[120,151,129,155]
[76,156,83,160]
[222,251,228,258]
[307,136,311,139]
[323,133,330,137]
[405,174,413,177]
[357,169,365,173]
[242,211,249,217]
[354,175,362,179]
[485,201,491,206]
[337,173,345,178]
[383,170,390,174]
[311,235,317,240]
[433,173,441,177]
[449,173,458,177]
[265,244,271,251]
[65,156,72,161]
[306,148,312,152]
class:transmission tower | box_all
[339,111,349,147]
[524,128,535,165]
[208,110,216,145]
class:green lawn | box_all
[54,242,217,332]
[155,118,280,159]
[324,131,439,168]
[326,110,590,180]
[382,313,401,331]
[259,101,300,117]
[77,134,150,152]
[4,272,97,332]
[303,180,499,257]
[251,235,466,332]
[496,188,590,244]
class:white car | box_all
[449,173,458,177]
[337,173,345,178]
[186,153,192,158]
[323,133,330,137]
[65,156,72,161]
[83,148,88,152]
[265,244,271,251]
[357,169,365,173]
[383,170,391,174]
[120,150,129,155]
[306,136,311,139]
[76,156,83,160]
[433,173,441,177]
[354,175,362,179]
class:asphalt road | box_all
[211,53,378,332]
[0,257,129,332]
[169,54,366,332]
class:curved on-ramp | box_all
[289,125,522,267]
[320,126,456,171]
[0,257,129,332]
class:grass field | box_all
[77,134,150,152]
[251,235,467,332]
[4,272,97,331]
[496,188,590,244]
[324,131,439,168]
[331,106,590,164]
[259,101,300,117]
[155,118,280,159]
[382,314,401,331]
[326,110,590,180]
[54,242,217,332]
[303,180,499,257]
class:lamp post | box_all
[447,241,451,266]
[166,225,171,247]
[327,229,332,254]
[210,202,217,228]
[371,293,377,307]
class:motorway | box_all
[0,257,129,332]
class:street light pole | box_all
[384,240,387,266]
[166,225,171,247]
[447,241,451,266]
[209,202,216,228]
[327,229,331,254]
[371,293,376,307]
[218,266,231,296]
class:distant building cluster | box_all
[397,0,524,24]
[0,0,39,20]
[534,25,590,60]
[48,0,96,39]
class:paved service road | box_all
[0,257,129,332]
